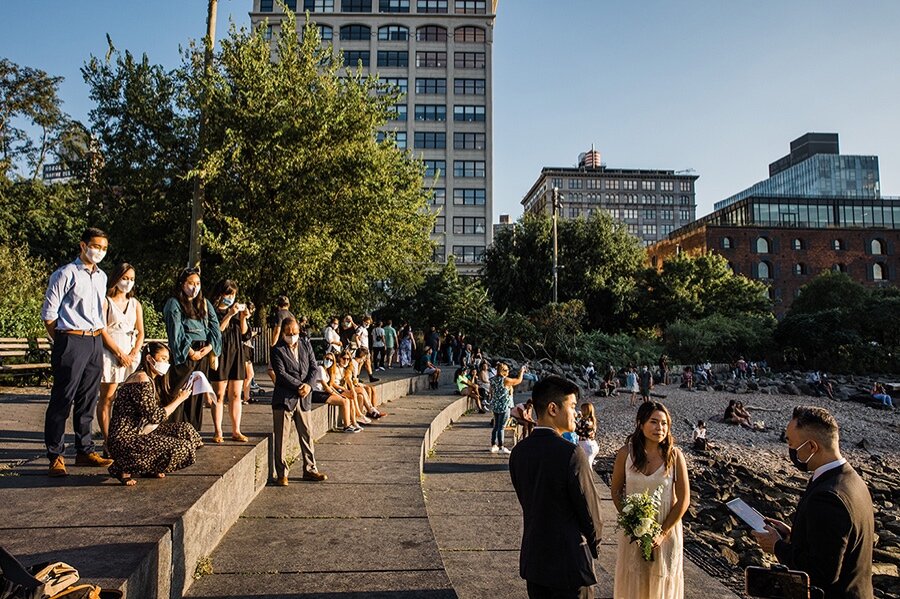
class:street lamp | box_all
[552,186,561,304]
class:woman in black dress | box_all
[107,342,203,485]
[208,280,251,442]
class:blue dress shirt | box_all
[41,257,107,332]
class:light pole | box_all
[552,186,560,304]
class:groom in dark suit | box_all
[509,376,604,599]
[754,405,874,599]
[270,317,326,486]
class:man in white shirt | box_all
[371,321,386,371]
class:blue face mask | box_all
[221,296,235,307]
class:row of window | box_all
[752,261,890,281]
[557,178,693,192]
[387,104,485,122]
[727,236,891,255]
[376,131,485,150]
[261,0,489,14]
[432,216,487,234]
[334,24,486,42]
[562,192,692,206]
[343,50,485,69]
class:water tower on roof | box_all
[578,144,602,169]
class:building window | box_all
[641,181,655,191]
[414,104,446,121]
[344,50,370,67]
[423,160,445,178]
[340,24,371,40]
[660,181,674,192]
[642,224,657,236]
[376,130,406,148]
[304,0,335,11]
[793,263,805,275]
[622,209,638,220]
[316,25,333,40]
[679,210,691,221]
[260,0,274,11]
[262,24,275,40]
[453,245,486,263]
[568,179,583,190]
[433,216,445,234]
[659,209,673,221]
[871,239,885,255]
[622,180,638,190]
[416,25,447,41]
[643,209,656,220]
[453,188,486,205]
[792,238,803,250]
[414,131,446,149]
[453,160,485,177]
[454,26,486,42]
[415,78,446,94]
[551,178,563,189]
[432,244,446,262]
[342,0,372,11]
[873,263,887,280]
[388,104,407,121]
[380,0,410,11]
[428,187,445,205]
[756,237,770,254]
[453,216,486,234]
[453,132,485,150]
[605,180,619,190]
[378,77,408,94]
[377,50,408,67]
[832,263,846,273]
[660,225,674,236]
[832,239,845,251]
[417,0,448,12]
[758,261,772,280]
[454,78,485,95]
[378,25,409,40]
[626,224,639,235]
[453,105,485,122]
[680,181,692,192]
[416,51,447,68]
[722,236,733,249]
[454,0,486,13]
[454,52,486,69]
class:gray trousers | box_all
[272,406,316,479]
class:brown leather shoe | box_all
[48,455,67,477]
[302,471,327,482]
[75,452,114,467]
[274,476,289,487]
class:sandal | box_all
[110,470,136,486]
[231,433,249,442]
[212,436,224,443]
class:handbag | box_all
[0,546,79,599]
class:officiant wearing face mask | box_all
[269,317,327,486]
[753,406,874,599]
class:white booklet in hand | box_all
[726,498,767,533]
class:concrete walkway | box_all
[423,412,740,599]
[185,388,462,599]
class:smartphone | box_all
[745,566,810,598]
[236,303,247,312]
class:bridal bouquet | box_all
[617,485,664,561]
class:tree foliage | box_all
[0,243,47,337]
[482,212,645,331]
[665,312,775,364]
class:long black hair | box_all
[173,268,207,320]
[629,401,676,474]
[107,263,136,299]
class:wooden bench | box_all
[0,337,53,386]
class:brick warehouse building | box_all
[647,194,900,317]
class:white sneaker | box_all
[500,447,511,455]
[490,445,499,453]
[360,416,372,424]
[377,367,385,371]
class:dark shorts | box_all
[311,390,331,404]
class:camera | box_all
[745,566,823,599]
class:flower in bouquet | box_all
[616,484,664,561]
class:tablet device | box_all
[726,498,767,533]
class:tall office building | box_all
[250,0,497,275]
[714,133,880,210]
[521,150,699,246]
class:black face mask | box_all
[788,440,816,472]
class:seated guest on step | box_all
[353,348,385,418]
[106,342,203,486]
[455,367,484,411]
[475,360,491,411]
[344,350,379,422]
[270,317,326,486]
[163,267,222,432]
[510,398,535,439]
[415,346,442,389]
[208,279,252,443]
[98,262,145,451]
[314,352,361,433]
[488,362,527,454]
[328,352,368,426]
[871,383,894,408]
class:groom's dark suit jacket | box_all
[775,462,874,599]
[509,428,604,590]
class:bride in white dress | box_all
[611,401,690,599]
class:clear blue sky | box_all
[4,1,899,219]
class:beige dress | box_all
[613,450,684,599]
[101,297,138,383]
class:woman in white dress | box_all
[98,263,145,444]
[611,401,689,599]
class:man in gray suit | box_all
[270,317,326,486]
[509,376,604,599]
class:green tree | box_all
[665,313,775,364]
[482,213,645,331]
[0,243,47,337]
[189,16,434,320]
[637,253,771,329]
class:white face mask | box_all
[324,359,334,368]
[184,285,201,299]
[284,335,299,346]
[85,247,106,264]
[117,280,134,293]
[150,358,170,377]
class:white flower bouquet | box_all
[617,485,664,561]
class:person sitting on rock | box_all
[682,366,694,391]
[871,383,894,409]
[724,399,762,430]
[692,420,712,451]
[603,366,619,397]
